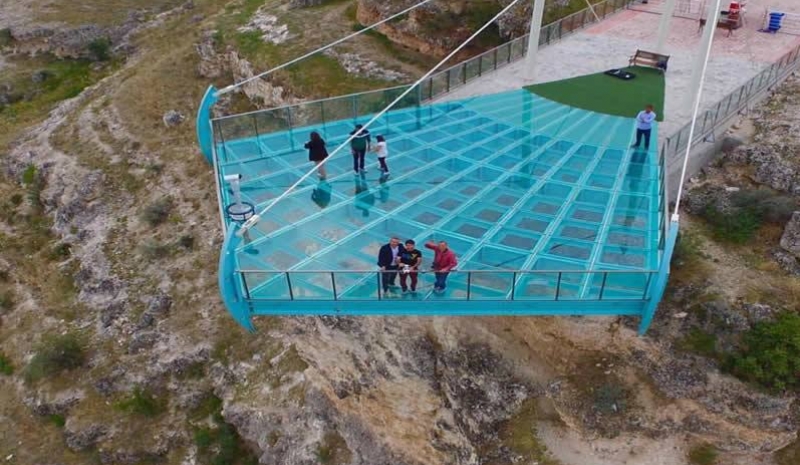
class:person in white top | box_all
[372,135,390,176]
[631,104,656,150]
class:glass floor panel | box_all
[219,90,663,300]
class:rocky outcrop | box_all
[324,49,408,81]
[237,9,292,45]
[779,211,800,258]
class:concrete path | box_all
[438,4,800,139]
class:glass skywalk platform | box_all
[205,88,669,332]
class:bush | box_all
[0,28,13,47]
[25,334,86,382]
[87,37,111,62]
[688,443,718,465]
[0,352,13,375]
[193,396,259,465]
[48,414,66,427]
[731,189,797,224]
[702,205,761,244]
[725,312,800,391]
[676,328,717,357]
[139,240,173,260]
[141,198,172,227]
[177,234,195,250]
[700,188,797,244]
[0,290,14,311]
[115,387,165,417]
[592,383,628,415]
[47,242,72,261]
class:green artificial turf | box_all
[525,66,665,121]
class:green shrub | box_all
[139,241,172,260]
[48,414,66,427]
[592,383,628,415]
[0,290,14,311]
[25,334,86,382]
[177,234,195,250]
[731,188,797,224]
[141,198,172,227]
[0,28,13,47]
[688,443,718,465]
[0,352,13,375]
[725,312,800,391]
[193,395,259,465]
[701,189,798,244]
[47,242,72,261]
[87,37,111,62]
[115,387,165,417]
[676,329,717,357]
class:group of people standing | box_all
[305,124,390,180]
[377,238,458,296]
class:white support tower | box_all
[655,0,679,53]
[524,0,547,83]
[685,0,723,112]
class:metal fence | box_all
[210,0,636,147]
[660,43,800,170]
[237,269,657,302]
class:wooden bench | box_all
[628,50,670,73]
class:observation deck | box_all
[206,84,670,333]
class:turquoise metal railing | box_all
[237,269,658,302]
[661,43,800,165]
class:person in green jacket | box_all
[350,124,371,174]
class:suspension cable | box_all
[215,0,436,97]
[671,0,722,221]
[237,0,525,235]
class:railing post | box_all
[493,48,498,70]
[352,95,357,122]
[510,272,516,300]
[467,272,472,300]
[377,271,382,300]
[555,272,562,300]
[331,272,337,300]
[320,100,326,134]
[287,107,296,152]
[252,114,262,156]
[286,272,294,300]
[599,272,608,300]
[241,272,251,299]
[446,69,451,93]
[461,63,467,84]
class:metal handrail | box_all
[211,84,412,122]
[236,268,659,273]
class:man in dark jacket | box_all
[350,124,371,174]
[377,236,401,295]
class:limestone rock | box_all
[64,423,108,451]
[779,211,800,258]
[162,110,185,127]
[324,49,407,81]
[237,10,291,45]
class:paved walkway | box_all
[438,3,800,139]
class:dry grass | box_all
[32,0,187,26]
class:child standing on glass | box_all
[372,135,389,176]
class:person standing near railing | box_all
[631,104,656,151]
[398,239,423,294]
[425,240,457,294]
[377,237,402,295]
[350,124,371,174]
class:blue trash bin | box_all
[768,12,785,32]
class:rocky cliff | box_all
[0,1,798,465]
